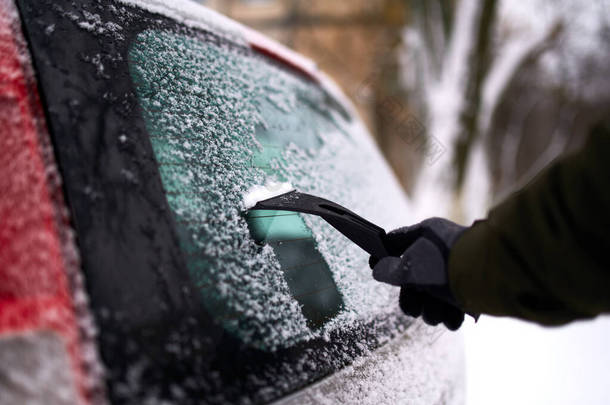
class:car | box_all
[0,0,464,403]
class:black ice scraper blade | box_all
[251,190,390,258]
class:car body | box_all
[0,0,463,404]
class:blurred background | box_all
[200,0,610,404]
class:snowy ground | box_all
[463,315,610,405]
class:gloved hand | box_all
[369,217,468,330]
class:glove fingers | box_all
[372,256,405,286]
[369,255,380,269]
[374,238,445,286]
[384,224,423,256]
[400,289,465,330]
[421,297,464,330]
[401,238,446,285]
[442,304,465,331]
[399,287,424,318]
[369,223,425,270]
[421,296,444,326]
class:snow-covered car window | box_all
[16,0,413,402]
[129,30,347,338]
[128,27,413,349]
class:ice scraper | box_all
[249,190,390,258]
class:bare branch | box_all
[454,0,498,189]
[480,21,563,137]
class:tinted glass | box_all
[129,30,344,335]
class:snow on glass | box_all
[243,181,294,209]
[128,29,411,350]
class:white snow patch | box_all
[243,180,294,209]
[464,315,610,405]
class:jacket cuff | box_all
[448,220,495,315]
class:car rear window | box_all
[129,30,345,339]
[16,0,412,403]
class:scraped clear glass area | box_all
[246,209,343,328]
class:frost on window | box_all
[129,30,407,350]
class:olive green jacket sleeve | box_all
[449,121,610,325]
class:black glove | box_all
[370,217,468,330]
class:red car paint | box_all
[0,0,93,403]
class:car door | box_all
[13,0,461,403]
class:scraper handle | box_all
[252,191,390,258]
